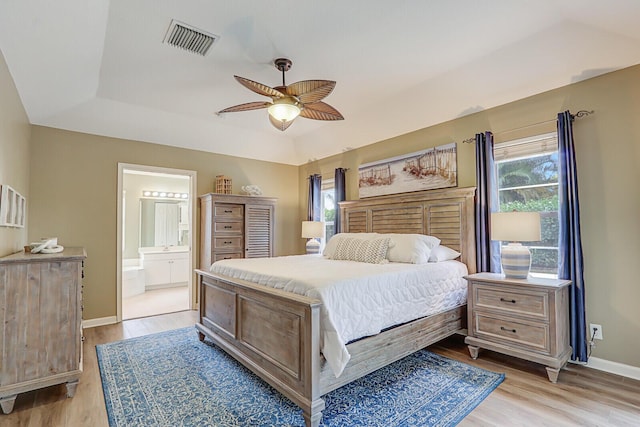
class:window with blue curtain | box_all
[308,174,322,221]
[334,168,346,235]
[494,133,560,277]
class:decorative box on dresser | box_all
[0,247,86,414]
[464,272,572,383]
[199,193,276,271]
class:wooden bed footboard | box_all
[195,269,325,427]
[196,269,466,427]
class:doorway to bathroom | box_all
[117,164,197,321]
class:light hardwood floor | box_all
[1,310,638,427]
[122,286,189,320]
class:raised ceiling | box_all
[1,1,639,165]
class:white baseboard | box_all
[586,356,640,381]
[83,316,118,329]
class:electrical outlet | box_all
[590,323,603,340]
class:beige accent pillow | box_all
[323,233,380,257]
[330,237,391,264]
[382,233,441,264]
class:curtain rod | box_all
[305,168,350,179]
[461,110,594,144]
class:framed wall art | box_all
[0,184,26,228]
[358,142,457,198]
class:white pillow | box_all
[330,237,391,264]
[323,233,380,257]
[382,233,441,264]
[428,245,461,262]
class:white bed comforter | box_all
[210,255,468,377]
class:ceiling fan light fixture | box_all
[218,57,343,130]
[268,98,301,122]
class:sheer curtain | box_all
[557,111,588,362]
[308,174,322,221]
[334,168,346,234]
[475,131,501,273]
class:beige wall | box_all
[28,127,300,320]
[0,49,30,256]
[299,65,640,368]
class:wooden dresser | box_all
[464,272,572,383]
[0,247,86,414]
[199,194,276,271]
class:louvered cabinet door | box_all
[245,203,274,258]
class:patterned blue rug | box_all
[97,327,504,427]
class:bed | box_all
[195,186,476,427]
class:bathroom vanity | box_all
[139,247,189,289]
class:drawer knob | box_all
[500,298,516,304]
[224,225,232,229]
[500,326,517,333]
[224,210,232,213]
[224,241,232,244]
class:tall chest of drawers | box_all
[464,272,572,383]
[0,247,86,414]
[199,194,276,271]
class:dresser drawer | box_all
[214,204,243,219]
[214,252,243,262]
[475,313,550,353]
[474,284,548,320]
[214,221,243,234]
[214,237,242,251]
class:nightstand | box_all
[464,272,572,383]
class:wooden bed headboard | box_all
[339,186,477,273]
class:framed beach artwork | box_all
[358,142,457,198]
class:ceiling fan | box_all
[217,58,344,131]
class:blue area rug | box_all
[97,327,504,426]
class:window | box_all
[495,133,559,277]
[321,179,336,242]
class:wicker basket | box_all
[215,175,232,194]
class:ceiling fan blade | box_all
[269,114,295,131]
[286,80,336,104]
[218,101,271,114]
[234,76,284,98]
[300,102,344,121]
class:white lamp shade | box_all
[491,212,541,242]
[268,99,301,122]
[491,211,541,279]
[301,221,325,239]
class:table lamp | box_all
[301,221,325,254]
[491,211,541,279]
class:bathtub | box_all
[122,258,145,298]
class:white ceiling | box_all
[1,1,639,165]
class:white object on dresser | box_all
[0,247,86,414]
[464,272,571,383]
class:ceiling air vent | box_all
[163,20,219,56]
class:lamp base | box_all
[501,243,531,279]
[305,238,321,254]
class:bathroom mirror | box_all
[139,199,189,247]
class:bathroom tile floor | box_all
[122,286,190,320]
